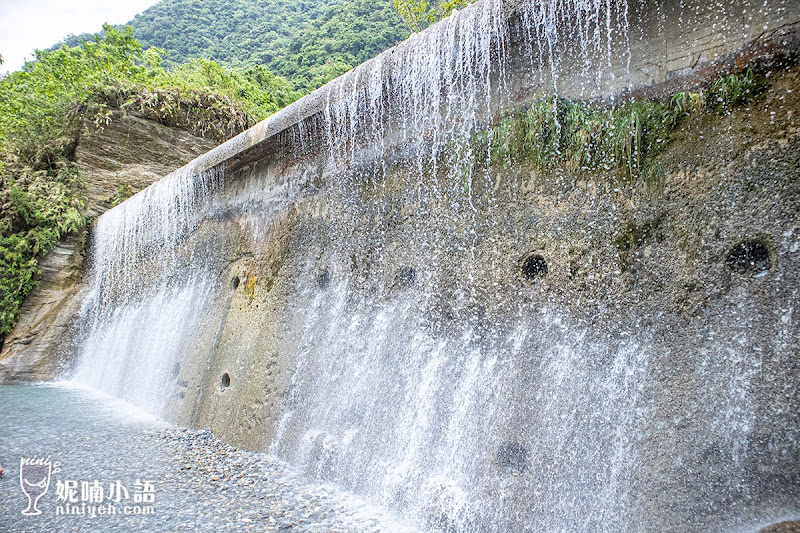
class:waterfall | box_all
[69,0,799,530]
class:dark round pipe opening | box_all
[496,440,528,473]
[725,240,771,276]
[220,373,231,390]
[231,276,241,289]
[521,253,548,281]
[317,269,331,289]
[396,266,417,288]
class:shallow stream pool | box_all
[0,383,417,532]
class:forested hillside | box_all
[61,0,409,91]
[4,0,460,342]
[1,27,298,340]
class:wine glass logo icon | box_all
[19,456,53,516]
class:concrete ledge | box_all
[116,0,800,207]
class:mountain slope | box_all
[62,0,409,90]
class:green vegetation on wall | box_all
[0,26,299,340]
[480,97,672,180]
[479,68,765,182]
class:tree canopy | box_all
[1,26,299,339]
[392,0,470,32]
[60,0,410,92]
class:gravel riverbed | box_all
[0,384,417,532]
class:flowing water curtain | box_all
[87,162,226,315]
[320,0,630,194]
[521,0,630,94]
[322,0,508,175]
[74,162,227,416]
[269,0,637,530]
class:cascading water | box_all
[73,164,227,414]
[69,0,799,531]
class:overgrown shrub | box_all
[480,67,765,179]
[0,25,301,338]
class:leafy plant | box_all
[0,26,300,337]
[708,68,763,111]
[393,0,471,32]
[58,0,409,93]
[111,183,133,207]
[670,91,705,123]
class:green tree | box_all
[51,0,409,92]
[392,0,470,32]
[0,25,299,339]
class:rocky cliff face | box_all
[0,111,215,381]
[76,110,218,218]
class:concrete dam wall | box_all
[5,0,800,530]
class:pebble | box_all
[2,424,417,533]
[147,427,418,532]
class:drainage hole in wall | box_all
[521,253,548,281]
[725,240,771,276]
[496,440,528,473]
[317,269,331,289]
[396,266,417,288]
[220,373,231,390]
